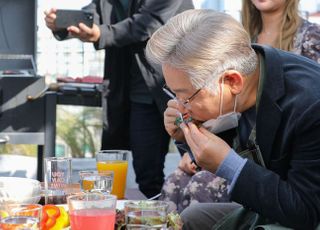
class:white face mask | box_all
[202,81,241,134]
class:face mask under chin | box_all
[202,81,241,134]
[202,111,241,134]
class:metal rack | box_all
[0,54,55,181]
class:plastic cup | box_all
[68,193,117,230]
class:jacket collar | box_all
[252,44,285,166]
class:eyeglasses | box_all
[162,84,202,109]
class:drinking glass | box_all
[96,150,130,199]
[79,170,113,194]
[124,200,169,230]
[0,204,42,230]
[44,157,72,204]
[67,193,117,230]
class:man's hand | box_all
[180,122,231,172]
[164,99,185,141]
[178,153,198,175]
[67,23,101,43]
[44,8,58,31]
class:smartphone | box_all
[55,9,94,29]
[175,141,201,172]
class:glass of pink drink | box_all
[67,193,117,230]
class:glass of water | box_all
[124,200,169,230]
[79,170,114,194]
[0,204,42,230]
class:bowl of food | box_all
[115,200,182,230]
[0,177,41,204]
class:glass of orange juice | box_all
[96,150,130,199]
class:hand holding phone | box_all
[175,141,201,171]
[55,9,94,29]
[44,8,58,31]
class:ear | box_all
[219,71,244,95]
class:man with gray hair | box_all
[146,9,320,229]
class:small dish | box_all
[0,177,41,204]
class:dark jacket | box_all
[55,0,194,149]
[232,44,320,229]
[88,0,193,111]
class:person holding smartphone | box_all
[44,0,194,199]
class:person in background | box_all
[242,0,320,62]
[44,0,194,199]
[146,9,320,229]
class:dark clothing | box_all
[181,44,320,230]
[231,44,320,229]
[88,0,194,151]
[54,0,194,197]
[237,106,256,150]
[129,102,170,197]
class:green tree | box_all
[0,144,37,156]
[56,106,102,158]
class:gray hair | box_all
[146,9,258,94]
